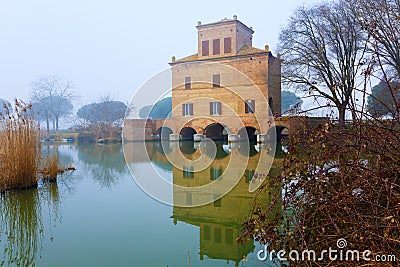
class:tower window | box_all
[213,39,220,55]
[202,40,209,56]
[245,100,255,114]
[183,166,194,178]
[185,76,191,89]
[210,102,221,115]
[182,103,193,116]
[210,167,222,180]
[224,37,232,54]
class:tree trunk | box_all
[338,105,346,125]
[46,116,50,134]
[56,115,59,133]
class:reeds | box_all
[0,100,41,192]
[41,151,60,182]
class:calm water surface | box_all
[0,142,281,267]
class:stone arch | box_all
[267,125,289,142]
[180,127,197,141]
[238,126,258,142]
[204,123,229,141]
[155,126,173,140]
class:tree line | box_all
[26,75,127,138]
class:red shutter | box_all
[224,37,232,54]
[218,102,221,115]
[185,76,191,89]
[210,102,213,115]
[213,39,220,55]
[202,40,209,56]
[189,103,193,116]
[182,104,185,116]
[252,100,255,113]
[245,101,248,113]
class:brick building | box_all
[123,16,282,142]
[167,16,281,141]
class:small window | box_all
[202,40,209,56]
[214,194,222,208]
[204,225,211,240]
[245,100,255,114]
[214,228,222,243]
[213,39,220,55]
[186,192,192,205]
[212,74,220,88]
[210,167,222,180]
[209,102,221,115]
[245,169,255,183]
[183,165,194,178]
[185,76,191,89]
[213,198,222,207]
[182,103,193,116]
[225,229,233,244]
[224,37,232,54]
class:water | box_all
[0,142,282,267]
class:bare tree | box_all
[278,0,368,123]
[350,0,400,117]
[30,75,75,133]
[351,0,400,78]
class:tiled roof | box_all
[172,45,268,64]
[236,45,266,55]
[175,53,199,63]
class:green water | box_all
[0,142,281,267]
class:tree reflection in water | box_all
[77,143,126,189]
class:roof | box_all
[170,45,269,65]
[197,18,254,33]
[236,45,266,55]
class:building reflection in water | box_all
[124,140,282,266]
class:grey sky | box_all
[0,0,321,108]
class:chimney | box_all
[171,56,176,62]
[233,15,238,20]
[197,21,201,26]
[265,44,269,52]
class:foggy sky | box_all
[0,0,321,109]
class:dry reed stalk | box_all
[41,151,60,182]
[0,100,41,192]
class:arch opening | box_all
[238,126,258,142]
[180,127,197,141]
[204,123,229,141]
[156,127,173,140]
[268,126,289,143]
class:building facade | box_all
[168,16,281,141]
